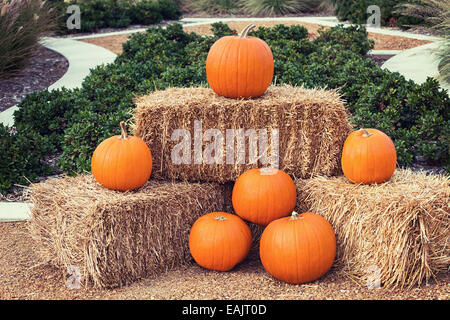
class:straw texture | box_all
[28,175,232,289]
[133,85,352,182]
[295,169,450,288]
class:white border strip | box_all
[0,203,32,222]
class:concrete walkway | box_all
[382,41,449,91]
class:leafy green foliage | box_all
[243,0,322,16]
[51,0,182,33]
[3,22,449,193]
[313,25,374,56]
[13,88,80,147]
[0,124,53,194]
[397,0,450,85]
[157,0,183,20]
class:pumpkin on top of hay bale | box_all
[132,85,353,183]
[91,121,153,191]
[295,168,450,289]
[341,128,397,184]
[206,24,274,99]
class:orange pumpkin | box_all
[260,211,336,284]
[206,24,274,98]
[91,121,152,191]
[189,212,252,271]
[341,128,397,184]
[232,168,297,226]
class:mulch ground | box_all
[0,222,448,300]
[0,46,69,112]
[366,54,394,67]
[79,21,431,55]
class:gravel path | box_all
[0,223,448,300]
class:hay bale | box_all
[133,85,352,182]
[28,175,232,289]
[295,169,450,288]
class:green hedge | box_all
[50,0,181,33]
[331,0,423,28]
[2,23,449,194]
[0,124,53,192]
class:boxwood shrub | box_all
[0,124,53,193]
[2,22,449,194]
[13,88,80,147]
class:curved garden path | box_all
[382,42,450,91]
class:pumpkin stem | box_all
[214,215,228,221]
[120,121,128,139]
[290,211,303,220]
[360,129,373,138]
[240,24,256,38]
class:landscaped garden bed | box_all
[0,46,68,112]
[3,22,447,196]
[0,0,449,302]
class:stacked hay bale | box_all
[29,175,232,288]
[132,86,353,182]
[295,169,450,288]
